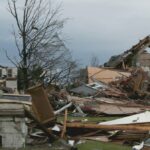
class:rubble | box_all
[2,38,150,149]
[87,66,131,84]
[70,84,98,96]
[67,96,150,116]
[0,80,150,149]
[27,85,55,124]
[99,111,150,125]
[24,83,150,149]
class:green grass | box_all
[77,140,131,150]
[0,116,127,150]
[57,115,129,150]
[57,115,120,123]
[0,140,131,150]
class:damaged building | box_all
[87,67,130,84]
[1,36,150,149]
[104,35,150,73]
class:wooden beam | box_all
[66,123,150,132]
[61,109,68,138]
[54,102,72,115]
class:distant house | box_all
[0,65,17,91]
[105,35,150,73]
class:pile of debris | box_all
[1,36,150,149]
[0,82,150,149]
[1,79,150,149]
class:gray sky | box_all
[1,0,150,66]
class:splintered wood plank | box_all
[66,123,150,132]
[61,109,68,138]
[27,84,55,124]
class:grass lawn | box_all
[57,115,130,150]
[57,115,131,150]
[0,141,130,150]
[77,140,131,150]
[0,116,128,150]
[57,115,120,123]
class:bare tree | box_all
[90,55,99,67]
[33,34,77,86]
[7,0,74,90]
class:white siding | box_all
[0,67,17,78]
[6,80,17,90]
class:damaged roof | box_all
[87,67,130,84]
[105,35,150,68]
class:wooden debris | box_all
[68,96,150,116]
[66,123,150,132]
[27,84,55,124]
[54,102,72,115]
[82,136,109,142]
[24,107,58,141]
[61,109,68,138]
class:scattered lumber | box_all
[24,107,58,142]
[27,84,55,124]
[66,123,150,132]
[61,109,68,138]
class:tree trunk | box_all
[22,67,28,91]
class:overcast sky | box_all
[1,0,150,66]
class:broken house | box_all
[0,65,17,92]
[71,66,131,96]
[105,35,150,73]
[86,67,130,84]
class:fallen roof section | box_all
[70,84,98,96]
[100,111,150,125]
[87,67,130,84]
